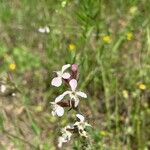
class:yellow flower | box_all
[100,130,108,136]
[122,90,129,99]
[102,35,111,43]
[9,63,16,71]
[61,0,67,7]
[138,83,146,90]
[129,6,138,15]
[68,43,76,52]
[126,32,133,41]
[34,106,43,112]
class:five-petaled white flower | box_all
[51,64,71,87]
[50,98,64,117]
[55,79,87,107]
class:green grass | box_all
[0,0,150,149]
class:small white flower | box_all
[51,64,71,87]
[55,79,87,107]
[76,114,85,122]
[0,84,6,93]
[61,126,72,141]
[58,136,66,148]
[58,125,72,148]
[38,26,50,33]
[75,114,91,127]
[50,99,64,117]
[74,114,91,137]
[12,93,16,97]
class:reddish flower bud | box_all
[71,64,78,79]
[71,64,78,72]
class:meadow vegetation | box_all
[0,0,150,149]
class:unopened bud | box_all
[71,64,78,79]
[71,64,78,72]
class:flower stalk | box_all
[50,64,92,148]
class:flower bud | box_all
[71,64,78,79]
[71,64,78,72]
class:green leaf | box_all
[31,121,41,135]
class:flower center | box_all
[72,91,76,95]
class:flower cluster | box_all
[50,64,91,148]
[51,64,87,117]
[58,114,91,148]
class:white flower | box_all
[76,114,85,122]
[75,114,91,127]
[58,136,66,148]
[38,26,50,33]
[50,98,64,117]
[51,64,71,87]
[74,114,91,137]
[61,126,72,141]
[0,84,6,93]
[55,79,87,107]
[58,125,72,148]
[12,93,16,97]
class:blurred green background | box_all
[0,0,150,149]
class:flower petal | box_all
[51,77,62,87]
[62,72,71,79]
[74,97,79,107]
[56,71,62,76]
[56,105,64,117]
[61,64,71,73]
[50,101,55,105]
[58,136,67,148]
[58,137,63,148]
[76,91,87,98]
[69,79,77,91]
[38,28,45,33]
[55,94,64,102]
[0,85,6,93]
[76,114,85,122]
[55,91,70,103]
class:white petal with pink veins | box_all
[62,72,70,79]
[61,64,71,72]
[56,105,64,117]
[69,79,77,91]
[76,91,87,98]
[51,77,62,87]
